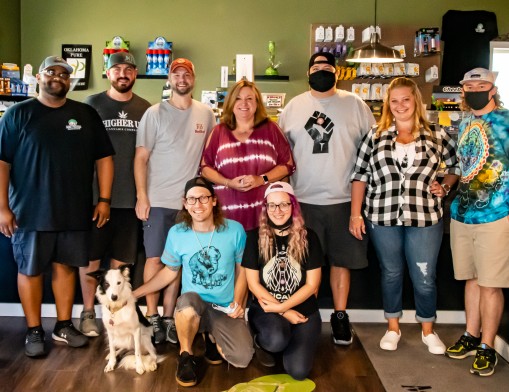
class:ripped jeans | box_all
[366,220,443,322]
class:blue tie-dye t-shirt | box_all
[451,108,509,224]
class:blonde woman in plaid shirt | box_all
[350,77,460,354]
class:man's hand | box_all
[0,207,17,238]
[93,202,110,228]
[135,195,151,221]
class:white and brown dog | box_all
[88,266,160,374]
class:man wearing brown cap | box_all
[445,68,509,377]
[78,52,151,337]
[134,58,215,344]
[0,55,114,357]
[279,52,375,346]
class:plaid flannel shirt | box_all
[351,124,460,227]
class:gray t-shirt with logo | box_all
[136,100,215,209]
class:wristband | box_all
[442,184,451,196]
[98,197,111,205]
[350,215,363,221]
[262,174,269,185]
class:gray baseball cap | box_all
[39,56,73,73]
[107,52,137,69]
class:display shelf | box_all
[102,74,168,79]
[227,75,289,82]
[0,95,32,102]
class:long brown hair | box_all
[221,79,268,130]
[376,77,431,138]
[258,193,308,264]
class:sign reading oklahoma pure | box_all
[62,44,92,90]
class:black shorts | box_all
[89,208,139,264]
[300,202,368,269]
[11,230,90,276]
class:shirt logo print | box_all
[65,119,82,131]
[304,111,334,154]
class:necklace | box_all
[192,226,216,260]
[399,142,414,169]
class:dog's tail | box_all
[117,354,166,371]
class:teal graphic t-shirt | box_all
[161,219,246,307]
[451,108,509,224]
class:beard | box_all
[111,78,135,94]
[169,81,194,96]
[41,80,69,98]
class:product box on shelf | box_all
[146,36,172,76]
[102,36,130,75]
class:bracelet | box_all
[98,197,111,205]
[350,215,363,221]
[224,179,229,189]
[442,184,451,196]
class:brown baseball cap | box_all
[170,58,195,75]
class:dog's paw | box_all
[135,364,146,375]
[147,360,158,372]
[104,362,116,373]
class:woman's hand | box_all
[430,180,447,197]
[259,298,285,313]
[228,302,245,319]
[229,175,263,192]
[349,215,365,240]
[282,309,308,324]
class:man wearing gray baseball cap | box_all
[445,67,509,377]
[0,55,115,357]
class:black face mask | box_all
[308,70,336,92]
[268,216,293,234]
[464,90,492,111]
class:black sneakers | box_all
[176,351,198,387]
[163,316,178,344]
[204,333,223,365]
[331,311,353,345]
[445,332,481,359]
[25,326,47,357]
[52,321,88,348]
[148,314,166,345]
[470,344,498,377]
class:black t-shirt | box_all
[441,10,498,85]
[85,92,151,208]
[242,228,324,317]
[0,98,115,230]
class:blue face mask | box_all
[309,70,336,92]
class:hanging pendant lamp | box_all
[346,0,403,63]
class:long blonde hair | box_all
[376,77,432,138]
[258,194,308,264]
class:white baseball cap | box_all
[264,181,295,199]
[460,68,497,85]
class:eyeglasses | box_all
[42,69,71,80]
[266,202,292,212]
[185,195,213,205]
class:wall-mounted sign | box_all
[62,44,92,90]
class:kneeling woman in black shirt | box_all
[242,181,323,380]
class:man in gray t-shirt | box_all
[134,58,215,344]
[79,52,151,338]
[279,52,375,346]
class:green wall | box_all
[0,0,21,66]
[15,0,509,104]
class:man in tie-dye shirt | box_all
[446,68,509,377]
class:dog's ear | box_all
[119,265,131,279]
[87,269,105,281]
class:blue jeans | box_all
[366,220,443,322]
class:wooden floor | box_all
[0,317,384,392]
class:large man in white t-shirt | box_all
[279,52,375,345]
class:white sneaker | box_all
[422,331,446,355]
[380,330,401,351]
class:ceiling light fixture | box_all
[346,0,403,63]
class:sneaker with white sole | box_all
[163,316,178,344]
[422,331,446,355]
[52,321,88,348]
[380,330,401,351]
[79,310,100,337]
